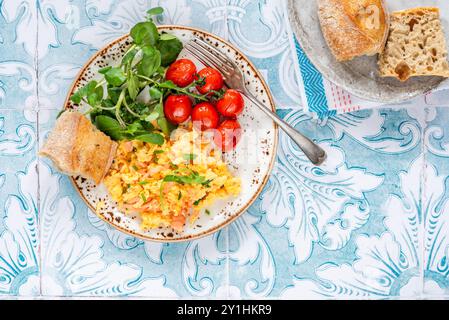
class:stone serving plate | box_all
[64,26,278,242]
[287,0,449,103]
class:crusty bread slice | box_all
[379,7,449,81]
[40,111,117,184]
[318,0,389,61]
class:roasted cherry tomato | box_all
[191,102,220,131]
[216,89,244,118]
[165,59,197,87]
[164,95,192,124]
[196,67,224,95]
[213,119,242,151]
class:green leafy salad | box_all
[69,7,207,146]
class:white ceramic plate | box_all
[288,0,449,103]
[64,26,278,242]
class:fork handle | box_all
[243,92,327,166]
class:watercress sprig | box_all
[69,7,191,145]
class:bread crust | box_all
[40,111,118,184]
[318,0,389,61]
[388,6,439,16]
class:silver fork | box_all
[184,38,327,166]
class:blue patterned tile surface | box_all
[0,109,39,296]
[1,0,449,299]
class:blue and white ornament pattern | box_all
[1,0,449,298]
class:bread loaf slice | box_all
[40,111,118,184]
[318,0,389,61]
[379,7,449,81]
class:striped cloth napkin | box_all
[291,38,449,118]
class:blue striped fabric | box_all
[294,38,336,118]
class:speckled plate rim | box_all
[63,25,278,243]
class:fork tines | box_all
[184,38,234,76]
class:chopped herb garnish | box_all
[163,171,208,185]
[178,191,182,200]
[152,149,164,163]
[202,179,213,188]
[205,209,211,215]
[140,193,147,202]
[160,172,208,206]
[183,153,197,162]
[170,163,179,170]
[132,165,139,171]
[139,181,149,185]
[193,196,206,206]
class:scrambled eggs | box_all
[103,127,241,232]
